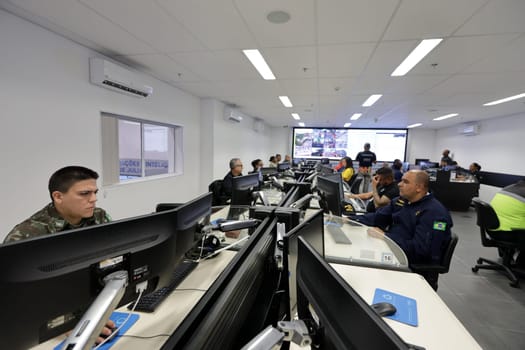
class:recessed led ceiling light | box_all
[350,113,362,120]
[292,113,301,120]
[242,49,276,80]
[433,113,458,121]
[362,95,382,107]
[391,38,443,76]
[267,10,291,24]
[298,122,305,127]
[407,123,423,128]
[279,96,293,107]
[483,93,525,106]
[344,122,352,127]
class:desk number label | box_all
[381,252,394,264]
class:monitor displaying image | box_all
[292,127,408,162]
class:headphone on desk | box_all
[186,233,222,261]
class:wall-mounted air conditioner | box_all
[223,106,243,123]
[89,58,153,98]
[460,122,480,136]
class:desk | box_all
[303,211,409,270]
[331,264,481,350]
[31,251,237,350]
[429,176,479,211]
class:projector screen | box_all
[292,128,408,162]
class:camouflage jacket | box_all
[4,203,111,243]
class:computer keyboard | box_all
[129,260,198,313]
[326,222,352,245]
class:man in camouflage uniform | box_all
[4,165,111,243]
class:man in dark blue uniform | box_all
[354,170,452,290]
[355,142,377,170]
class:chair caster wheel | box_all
[472,267,478,273]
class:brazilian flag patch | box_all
[433,221,447,231]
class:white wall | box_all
[0,9,294,240]
[406,128,437,164]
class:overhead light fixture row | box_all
[344,122,352,127]
[433,113,458,121]
[391,38,443,76]
[298,122,305,127]
[292,113,301,120]
[362,95,382,107]
[407,123,423,128]
[483,93,525,106]
[350,113,362,120]
[242,49,276,80]
[279,96,293,107]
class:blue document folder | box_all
[54,311,139,350]
[373,288,418,327]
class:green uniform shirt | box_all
[490,180,525,231]
[4,203,111,243]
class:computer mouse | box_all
[371,302,397,317]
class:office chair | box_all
[471,198,525,288]
[350,177,363,194]
[345,173,358,188]
[410,233,459,291]
[208,179,228,206]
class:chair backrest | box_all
[346,173,358,187]
[471,197,500,230]
[350,178,362,194]
[208,179,226,206]
[471,197,502,247]
[439,232,458,273]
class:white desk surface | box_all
[32,250,237,350]
[330,263,482,350]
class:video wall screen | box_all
[292,128,408,162]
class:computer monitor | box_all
[260,167,277,178]
[296,237,414,349]
[0,209,183,349]
[161,217,280,350]
[319,164,334,176]
[231,173,260,206]
[402,162,410,173]
[419,161,439,170]
[282,209,325,317]
[316,175,345,216]
[277,162,291,172]
[415,158,429,165]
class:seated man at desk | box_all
[346,167,399,212]
[221,158,243,200]
[4,165,111,242]
[353,170,452,289]
[3,165,115,342]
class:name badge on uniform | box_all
[433,221,447,231]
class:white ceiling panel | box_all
[465,34,525,73]
[279,79,318,95]
[79,0,205,53]
[168,50,258,81]
[2,0,524,129]
[317,0,398,44]
[263,47,317,79]
[384,0,486,40]
[157,0,256,50]
[4,0,154,55]
[318,43,376,77]
[410,34,519,75]
[457,0,525,36]
[234,0,316,47]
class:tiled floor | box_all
[438,209,525,349]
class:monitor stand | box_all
[59,270,128,350]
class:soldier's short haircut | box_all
[229,158,241,169]
[48,166,99,200]
[413,170,429,191]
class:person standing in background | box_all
[440,149,453,167]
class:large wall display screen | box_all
[292,128,407,161]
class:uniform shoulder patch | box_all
[433,221,447,231]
